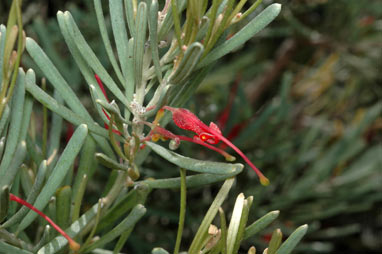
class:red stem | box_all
[95,74,109,102]
[214,134,269,186]
[9,194,80,251]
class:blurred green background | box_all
[1,0,381,253]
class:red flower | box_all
[163,106,269,186]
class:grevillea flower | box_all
[9,194,80,251]
[163,106,269,186]
[142,108,236,161]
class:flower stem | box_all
[218,135,269,186]
[174,168,187,254]
[9,194,80,251]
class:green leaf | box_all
[17,124,88,232]
[0,185,9,222]
[33,225,53,253]
[268,229,283,254]
[37,201,102,254]
[95,153,130,171]
[188,178,235,254]
[25,37,91,121]
[137,166,242,189]
[47,89,64,165]
[0,24,7,83]
[72,136,96,199]
[24,69,110,139]
[83,204,147,253]
[0,137,5,161]
[134,1,148,103]
[109,0,129,82]
[0,240,33,254]
[147,141,243,175]
[149,0,162,82]
[0,104,10,136]
[233,196,252,254]
[88,84,110,124]
[96,184,150,232]
[123,0,136,38]
[199,3,281,68]
[169,42,204,85]
[243,210,280,240]
[56,186,71,229]
[57,11,131,110]
[226,193,245,254]
[276,224,308,254]
[1,161,47,228]
[113,227,133,254]
[20,165,33,196]
[27,40,114,156]
[19,94,33,142]
[0,68,25,173]
[0,141,26,189]
[93,0,124,85]
[152,248,170,254]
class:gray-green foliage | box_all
[0,1,313,254]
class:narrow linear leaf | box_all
[93,0,124,85]
[275,224,308,254]
[124,38,135,120]
[47,89,64,163]
[0,141,26,189]
[152,248,170,254]
[268,229,283,254]
[58,11,131,109]
[147,141,242,174]
[109,0,129,81]
[199,3,281,68]
[0,105,10,136]
[19,94,33,141]
[96,153,130,171]
[37,201,102,254]
[0,68,25,173]
[72,136,96,199]
[113,227,133,254]
[25,37,91,120]
[0,186,9,222]
[137,166,242,189]
[18,124,88,232]
[27,41,115,157]
[0,25,7,83]
[232,196,253,254]
[24,69,111,139]
[89,85,110,124]
[188,178,235,254]
[56,186,71,229]
[123,0,136,37]
[243,210,280,240]
[169,42,204,85]
[226,193,245,254]
[0,240,33,254]
[149,0,162,82]
[134,1,148,103]
[97,184,150,232]
[84,204,147,253]
[33,225,53,253]
[1,160,47,228]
